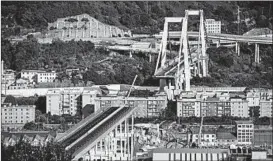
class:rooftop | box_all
[235,120,253,125]
[216,132,236,140]
[152,148,229,154]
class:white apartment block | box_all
[46,88,82,116]
[46,89,62,115]
[37,71,56,83]
[235,121,254,145]
[21,70,44,82]
[205,19,221,34]
[177,98,201,118]
[246,92,260,107]
[230,98,249,118]
[82,88,101,108]
[1,104,35,124]
[260,99,273,118]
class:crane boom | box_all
[198,116,204,146]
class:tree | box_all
[35,96,46,113]
[164,101,177,120]
[23,122,37,130]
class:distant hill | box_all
[2,1,272,37]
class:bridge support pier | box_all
[149,53,152,62]
[216,40,220,48]
[255,43,260,64]
[235,42,240,56]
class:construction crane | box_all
[197,116,204,147]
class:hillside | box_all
[1,1,272,88]
[2,1,272,38]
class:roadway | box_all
[155,31,273,44]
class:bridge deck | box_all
[71,106,135,158]
[155,31,273,44]
[58,107,119,147]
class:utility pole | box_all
[237,6,241,35]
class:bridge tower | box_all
[154,10,208,100]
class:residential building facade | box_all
[177,97,201,118]
[21,70,44,82]
[37,71,56,83]
[259,99,273,118]
[235,121,254,145]
[246,92,260,107]
[200,97,231,117]
[230,98,249,117]
[94,95,167,118]
[1,104,36,124]
[1,61,16,92]
[205,19,221,34]
[8,78,29,90]
[46,89,62,115]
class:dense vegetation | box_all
[1,141,72,161]
[1,2,272,87]
[192,45,272,88]
[1,1,272,37]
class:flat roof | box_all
[153,148,229,154]
[235,120,253,124]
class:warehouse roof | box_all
[153,148,229,153]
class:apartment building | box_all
[230,97,249,118]
[260,98,273,117]
[205,19,221,34]
[235,120,254,145]
[200,97,231,117]
[1,103,35,124]
[246,92,260,107]
[46,88,82,116]
[8,78,29,90]
[82,87,101,108]
[21,69,44,82]
[46,89,62,115]
[177,97,201,118]
[1,61,16,91]
[37,71,56,83]
[94,93,167,118]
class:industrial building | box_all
[152,148,230,161]
[253,126,273,147]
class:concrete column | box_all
[129,51,132,58]
[1,60,4,75]
[149,53,152,62]
[255,43,260,63]
[109,26,112,37]
[104,25,106,37]
[168,79,172,89]
[235,42,240,56]
[89,21,92,37]
[131,115,134,161]
[96,21,99,38]
[216,40,220,48]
